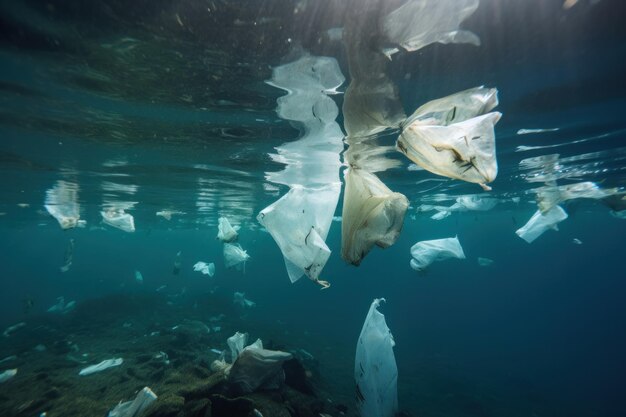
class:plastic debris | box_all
[223,243,250,271]
[0,369,17,383]
[399,109,501,191]
[477,257,494,266]
[516,206,569,243]
[227,332,249,363]
[517,128,559,135]
[134,270,143,283]
[107,386,157,417]
[193,262,215,277]
[409,236,466,271]
[101,208,135,232]
[217,217,239,242]
[47,297,76,314]
[79,358,123,376]
[572,238,583,245]
[60,238,75,273]
[44,181,85,229]
[258,185,339,286]
[3,322,26,338]
[156,210,184,220]
[228,346,293,394]
[233,292,256,309]
[382,0,480,58]
[355,299,397,417]
[341,168,409,266]
[0,356,17,365]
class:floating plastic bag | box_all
[134,270,143,283]
[223,243,250,271]
[47,297,75,314]
[398,112,501,190]
[193,262,215,277]
[382,0,480,58]
[258,184,339,286]
[342,168,409,266]
[355,298,397,417]
[107,387,157,417]
[516,205,568,243]
[409,236,466,271]
[44,180,85,229]
[217,217,239,242]
[79,358,123,376]
[101,208,135,232]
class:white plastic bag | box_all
[79,358,123,376]
[101,208,135,233]
[535,181,619,213]
[258,184,339,285]
[107,387,157,417]
[223,243,250,271]
[227,332,249,363]
[409,236,466,271]
[44,180,85,229]
[217,217,239,242]
[398,112,501,190]
[355,298,397,417]
[193,262,215,277]
[516,205,568,243]
[382,0,480,58]
[342,168,409,266]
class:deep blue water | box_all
[1,1,626,416]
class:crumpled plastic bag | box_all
[217,216,239,242]
[0,369,17,383]
[382,0,480,58]
[223,243,250,271]
[227,332,249,363]
[409,236,466,271]
[101,208,135,232]
[516,205,568,243]
[79,358,123,376]
[398,111,501,190]
[193,261,215,277]
[257,184,339,286]
[341,168,409,266]
[107,387,157,417]
[535,181,619,213]
[355,298,398,417]
[228,346,293,394]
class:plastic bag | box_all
[223,243,250,271]
[516,205,568,243]
[79,358,123,376]
[355,298,398,417]
[228,347,293,394]
[107,387,157,417]
[101,208,135,233]
[0,369,17,383]
[193,262,215,277]
[217,217,239,242]
[382,0,480,58]
[233,292,256,309]
[227,332,249,363]
[341,168,408,266]
[44,180,85,229]
[409,236,466,271]
[258,184,339,286]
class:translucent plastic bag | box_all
[227,332,248,362]
[233,292,256,309]
[398,112,501,190]
[410,236,466,271]
[382,0,480,58]
[101,208,135,233]
[193,262,215,277]
[107,387,157,417]
[223,243,250,271]
[516,205,568,243]
[258,184,339,287]
[217,217,239,242]
[355,298,398,417]
[44,180,84,229]
[535,181,619,213]
[342,168,408,266]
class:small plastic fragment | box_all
[0,369,17,383]
[47,297,76,314]
[477,257,494,266]
[79,358,124,376]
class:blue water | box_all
[1,1,626,416]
